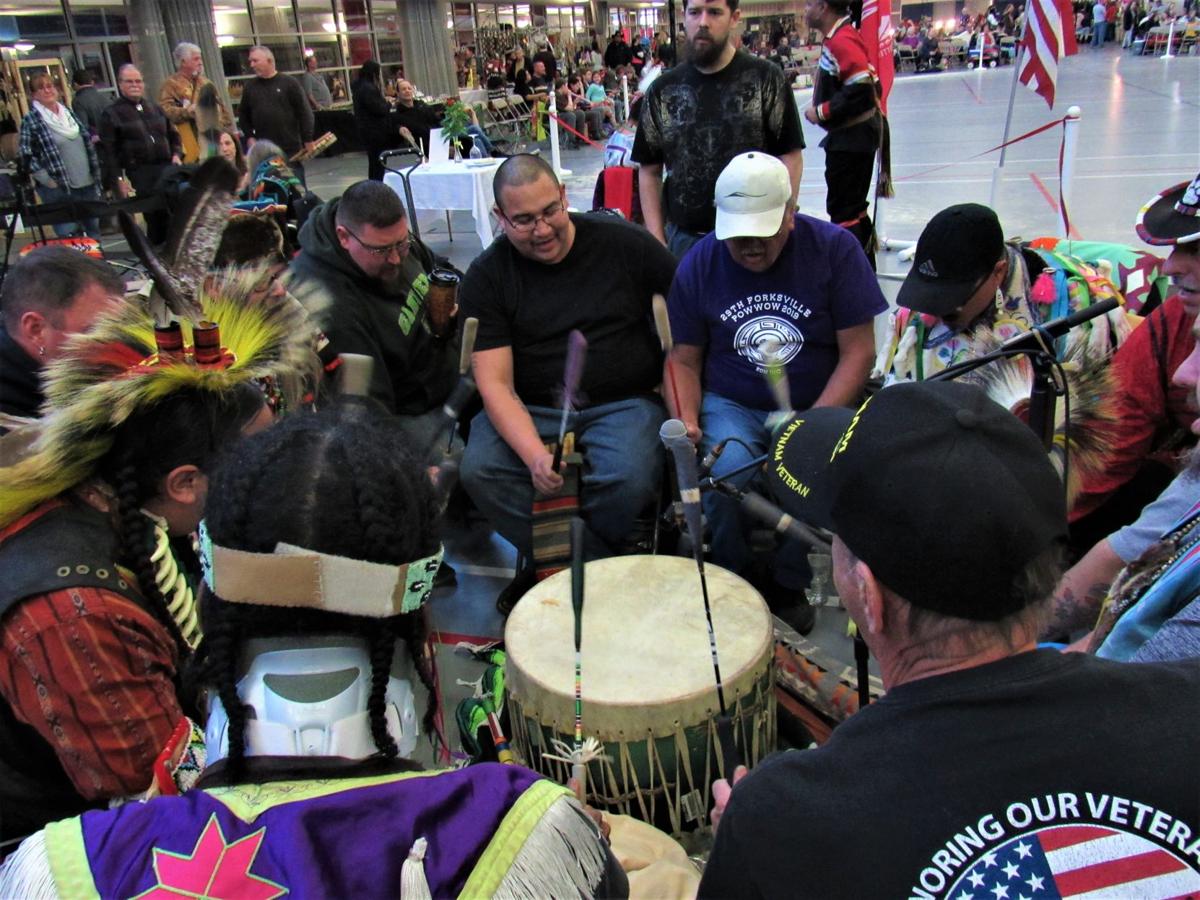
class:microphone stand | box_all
[928,341,1061,451]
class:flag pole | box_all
[991,17,1029,209]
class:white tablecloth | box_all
[384,160,501,249]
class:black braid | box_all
[366,625,400,758]
[204,606,249,779]
[112,462,189,650]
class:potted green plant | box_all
[440,99,471,162]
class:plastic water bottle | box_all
[469,141,483,160]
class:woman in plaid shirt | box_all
[18,73,103,241]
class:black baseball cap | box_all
[897,204,1006,318]
[765,382,1067,621]
[1135,171,1200,246]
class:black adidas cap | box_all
[897,204,1006,318]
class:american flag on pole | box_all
[860,0,895,114]
[1018,0,1078,107]
[948,824,1200,898]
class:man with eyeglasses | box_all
[98,64,182,246]
[458,154,677,608]
[289,179,458,433]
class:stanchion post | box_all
[622,74,630,121]
[1059,105,1082,239]
[548,90,571,177]
[1163,18,1176,57]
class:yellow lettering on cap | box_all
[774,418,803,462]
[830,394,874,462]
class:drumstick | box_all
[659,420,742,780]
[551,330,588,473]
[569,516,587,802]
[652,294,684,419]
[446,317,479,454]
[482,695,515,765]
[763,339,792,414]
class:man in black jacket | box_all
[289,180,458,438]
[0,248,123,427]
[98,65,182,245]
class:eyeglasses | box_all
[502,201,566,233]
[344,226,415,258]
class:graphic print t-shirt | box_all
[632,51,805,234]
[668,214,885,410]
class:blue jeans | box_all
[700,392,810,590]
[461,396,665,559]
[666,222,705,258]
[37,182,101,240]
[1093,22,1106,45]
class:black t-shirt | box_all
[632,51,805,234]
[458,213,677,408]
[699,650,1200,899]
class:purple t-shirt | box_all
[668,214,887,411]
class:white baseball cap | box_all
[714,152,792,240]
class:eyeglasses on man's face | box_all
[344,226,415,258]
[502,201,566,233]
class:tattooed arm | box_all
[1043,538,1126,639]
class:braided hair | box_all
[191,405,442,778]
[94,383,266,651]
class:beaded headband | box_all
[198,521,443,618]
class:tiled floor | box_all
[239,45,1200,760]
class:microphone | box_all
[736,489,832,549]
[698,438,728,480]
[997,296,1121,354]
[660,418,703,546]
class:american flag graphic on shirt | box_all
[946,824,1200,899]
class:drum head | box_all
[505,555,772,738]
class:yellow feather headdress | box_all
[0,264,322,529]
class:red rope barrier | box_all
[893,114,1069,183]
[544,110,606,150]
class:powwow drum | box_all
[505,555,776,836]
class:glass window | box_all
[297,0,335,34]
[219,41,257,79]
[262,38,304,72]
[66,0,129,37]
[337,0,369,32]
[344,33,374,65]
[371,0,400,36]
[302,35,344,68]
[214,2,254,44]
[377,35,402,64]
[253,0,299,35]
[0,4,70,42]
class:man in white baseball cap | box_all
[663,150,884,633]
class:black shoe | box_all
[434,561,457,589]
[496,564,537,617]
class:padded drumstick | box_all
[570,516,587,802]
[660,419,743,779]
[652,294,685,420]
[762,340,792,414]
[551,330,588,473]
[445,317,480,454]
